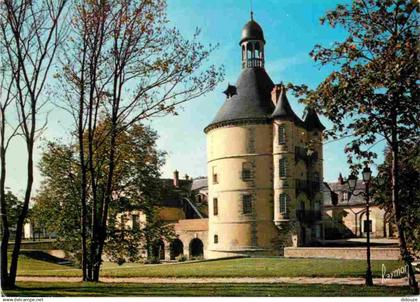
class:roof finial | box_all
[250,0,254,20]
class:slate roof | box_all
[323,180,366,206]
[271,86,304,126]
[205,18,326,133]
[205,68,275,131]
[240,19,265,44]
[191,177,208,191]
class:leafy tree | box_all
[0,192,23,231]
[0,0,68,289]
[56,0,223,281]
[374,143,420,253]
[288,0,419,293]
[30,143,82,261]
[31,122,168,265]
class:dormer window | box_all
[223,84,237,99]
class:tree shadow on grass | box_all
[5,283,413,297]
[18,251,74,267]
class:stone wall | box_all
[284,246,400,260]
[323,204,394,239]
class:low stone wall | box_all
[8,239,55,251]
[284,247,400,260]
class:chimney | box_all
[338,173,344,185]
[185,174,189,181]
[173,170,179,187]
[271,84,283,105]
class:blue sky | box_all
[7,0,386,196]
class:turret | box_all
[204,15,279,258]
[271,85,304,229]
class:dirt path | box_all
[16,276,416,287]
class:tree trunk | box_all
[79,116,88,281]
[91,125,117,282]
[8,142,34,286]
[78,41,88,282]
[391,125,418,294]
[0,112,11,289]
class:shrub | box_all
[144,256,161,264]
[176,254,187,262]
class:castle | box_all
[204,16,324,258]
[23,16,397,261]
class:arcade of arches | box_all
[149,235,207,260]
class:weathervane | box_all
[250,0,254,20]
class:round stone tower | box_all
[204,16,279,258]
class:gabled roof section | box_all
[270,86,304,126]
[303,106,326,131]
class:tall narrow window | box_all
[214,235,218,244]
[242,195,252,214]
[278,126,286,144]
[212,166,218,184]
[364,220,372,233]
[279,194,289,214]
[120,215,126,230]
[132,214,140,231]
[242,162,252,181]
[213,198,218,216]
[279,158,287,177]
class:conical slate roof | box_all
[204,68,275,132]
[270,86,304,126]
[303,107,325,131]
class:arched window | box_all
[279,158,287,177]
[278,126,286,144]
[279,194,289,214]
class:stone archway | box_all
[189,238,203,258]
[170,239,184,260]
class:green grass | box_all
[13,253,78,276]
[15,256,404,279]
[2,282,413,297]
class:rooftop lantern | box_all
[240,12,265,69]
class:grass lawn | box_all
[3,282,413,297]
[15,254,404,279]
